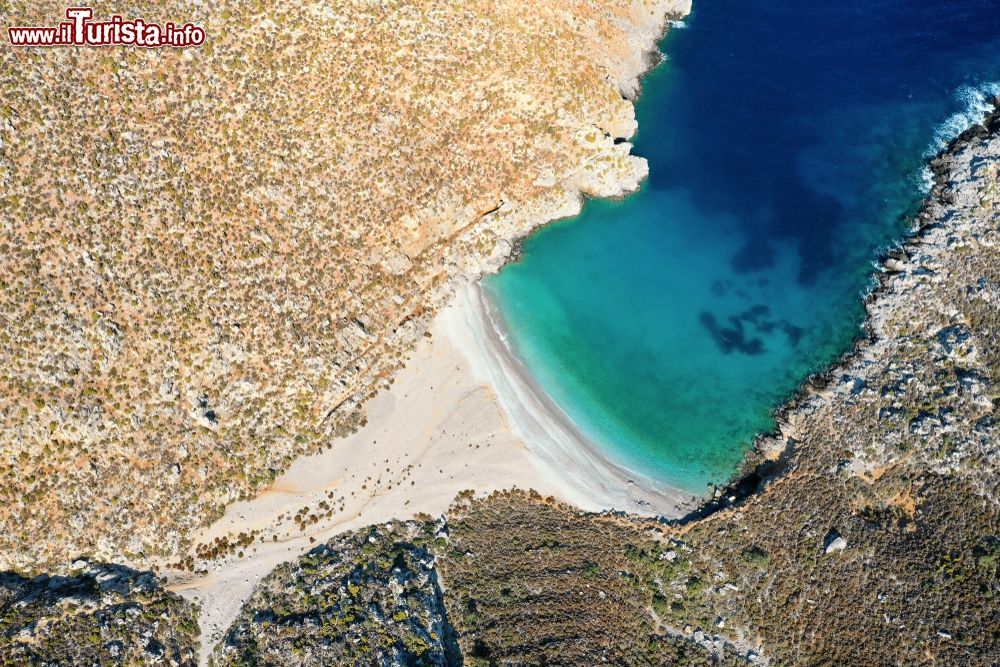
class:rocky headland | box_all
[0,561,198,666]
[211,522,456,666]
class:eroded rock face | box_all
[210,513,744,666]
[0,0,690,573]
[0,561,199,666]
[211,522,456,667]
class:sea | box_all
[485,0,1000,494]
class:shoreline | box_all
[195,101,1000,667]
[166,281,694,664]
[692,100,1000,521]
[447,282,700,516]
[154,6,699,662]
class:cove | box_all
[485,0,1000,494]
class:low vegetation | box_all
[437,491,748,666]
[211,522,456,667]
[1,2,996,665]
[0,561,198,666]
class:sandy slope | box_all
[166,282,695,663]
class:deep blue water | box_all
[486,0,1000,494]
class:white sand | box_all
[167,282,697,664]
[450,283,698,515]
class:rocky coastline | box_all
[4,92,994,667]
[686,100,1000,524]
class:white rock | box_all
[825,536,848,554]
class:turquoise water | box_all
[486,1,1000,494]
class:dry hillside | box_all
[0,0,688,570]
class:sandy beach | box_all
[452,283,700,514]
[166,282,696,663]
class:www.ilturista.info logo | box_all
[8,7,206,47]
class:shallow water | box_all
[486,0,1000,493]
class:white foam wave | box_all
[926,81,1000,157]
[668,19,688,29]
[917,164,936,194]
[916,81,999,193]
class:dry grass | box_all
[0,0,685,570]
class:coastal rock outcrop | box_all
[209,511,742,666]
[0,561,199,666]
[648,106,1000,665]
[211,522,456,667]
